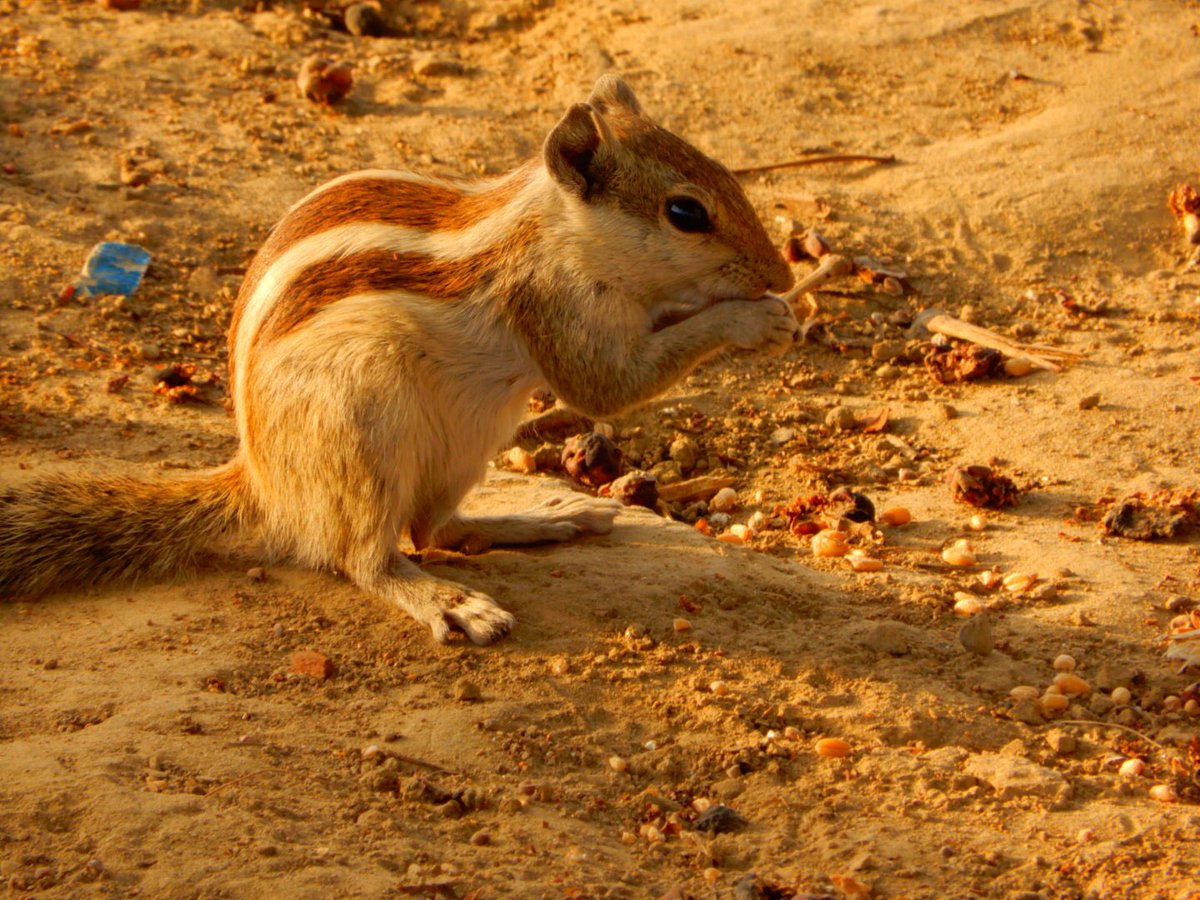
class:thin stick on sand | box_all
[733,154,897,176]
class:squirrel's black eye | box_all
[665,196,711,233]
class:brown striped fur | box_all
[228,169,534,380]
[251,220,540,351]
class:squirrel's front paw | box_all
[723,297,798,355]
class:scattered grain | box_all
[815,737,851,758]
[953,594,985,616]
[942,539,976,566]
[1041,693,1069,713]
[1118,758,1145,779]
[1053,672,1090,695]
[879,507,912,526]
[812,529,850,558]
[1149,784,1178,803]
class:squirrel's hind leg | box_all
[350,553,515,645]
[425,495,621,554]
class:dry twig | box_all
[733,154,897,176]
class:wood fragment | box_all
[923,314,1082,372]
[909,309,1083,373]
[775,254,855,306]
[733,154,897,176]
[658,474,737,504]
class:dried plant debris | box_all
[153,363,216,404]
[946,465,1021,509]
[783,229,831,262]
[693,804,749,834]
[1165,611,1200,671]
[603,470,659,509]
[852,255,909,294]
[925,343,1005,383]
[1102,489,1200,541]
[297,57,354,105]
[561,432,623,487]
[1167,183,1200,245]
[779,488,875,535]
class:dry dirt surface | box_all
[3,0,1200,897]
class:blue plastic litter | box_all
[75,241,151,297]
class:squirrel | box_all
[0,75,797,644]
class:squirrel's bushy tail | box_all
[0,459,253,598]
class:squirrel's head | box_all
[543,74,793,315]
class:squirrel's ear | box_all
[544,102,609,198]
[587,74,643,117]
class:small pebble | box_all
[291,650,333,680]
[673,618,692,633]
[1163,695,1182,711]
[826,406,858,431]
[710,487,738,512]
[957,613,993,655]
[608,755,627,773]
[712,778,745,801]
[246,566,267,582]
[469,829,491,846]
[815,737,851,758]
[978,570,1002,589]
[1045,729,1076,755]
[709,680,730,697]
[1078,392,1101,410]
[879,506,912,526]
[453,678,481,702]
[1186,699,1200,716]
[967,515,987,531]
[1053,654,1077,672]
[1110,686,1132,706]
[1010,685,1040,702]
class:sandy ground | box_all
[3,0,1200,897]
